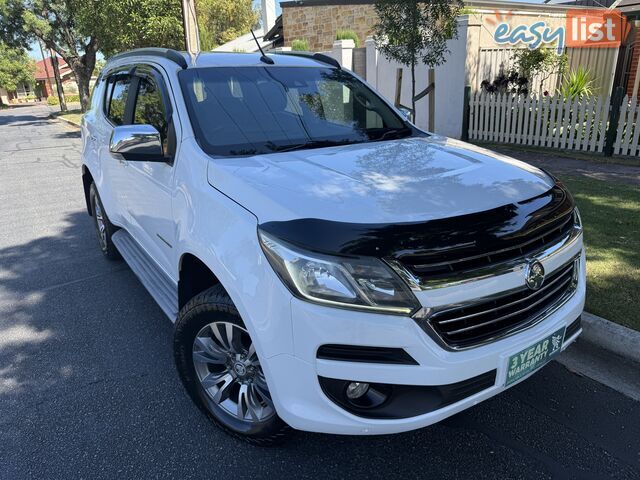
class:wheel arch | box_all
[82,165,94,216]
[178,252,225,310]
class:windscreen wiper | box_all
[375,127,412,142]
[266,139,354,153]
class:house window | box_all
[15,83,32,98]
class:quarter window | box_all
[107,76,131,125]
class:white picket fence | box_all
[613,97,640,157]
[469,92,611,153]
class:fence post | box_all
[331,39,355,71]
[364,37,378,88]
[604,87,624,156]
[461,85,471,141]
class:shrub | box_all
[481,70,529,96]
[335,30,360,47]
[559,67,596,100]
[47,94,80,105]
[512,49,568,94]
[291,39,310,51]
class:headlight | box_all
[573,207,582,229]
[259,231,420,315]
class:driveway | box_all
[1,106,638,479]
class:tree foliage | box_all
[512,48,568,94]
[97,0,184,57]
[0,0,101,110]
[373,0,463,114]
[0,41,34,92]
[0,0,185,111]
[196,0,258,51]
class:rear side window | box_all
[106,76,131,125]
[133,77,168,145]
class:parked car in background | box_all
[81,48,585,445]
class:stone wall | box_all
[282,4,377,51]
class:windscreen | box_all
[178,66,411,156]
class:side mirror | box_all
[398,106,413,122]
[110,124,163,161]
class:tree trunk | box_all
[428,68,435,132]
[55,37,98,112]
[49,52,67,112]
[411,62,416,121]
[73,70,92,112]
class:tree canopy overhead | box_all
[97,0,184,57]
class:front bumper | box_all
[262,250,586,435]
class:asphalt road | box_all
[1,106,638,480]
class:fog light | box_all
[346,382,369,399]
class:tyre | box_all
[89,182,120,260]
[174,284,290,446]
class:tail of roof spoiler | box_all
[272,51,341,69]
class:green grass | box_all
[52,109,83,126]
[559,175,640,330]
[474,141,640,167]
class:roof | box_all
[617,0,640,12]
[107,49,338,70]
[35,57,70,81]
[191,51,336,68]
[264,15,283,44]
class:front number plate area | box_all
[505,327,566,387]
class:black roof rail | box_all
[109,48,188,70]
[273,51,341,69]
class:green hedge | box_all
[336,30,360,47]
[291,39,309,51]
[47,94,81,105]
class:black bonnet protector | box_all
[259,183,576,262]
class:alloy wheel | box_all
[94,200,107,250]
[192,322,275,422]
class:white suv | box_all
[81,48,585,445]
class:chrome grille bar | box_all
[424,256,580,349]
[436,262,574,325]
[445,275,573,336]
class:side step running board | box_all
[112,230,178,321]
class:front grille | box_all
[399,209,575,281]
[427,258,578,349]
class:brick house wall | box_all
[282,3,377,51]
[626,28,640,96]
